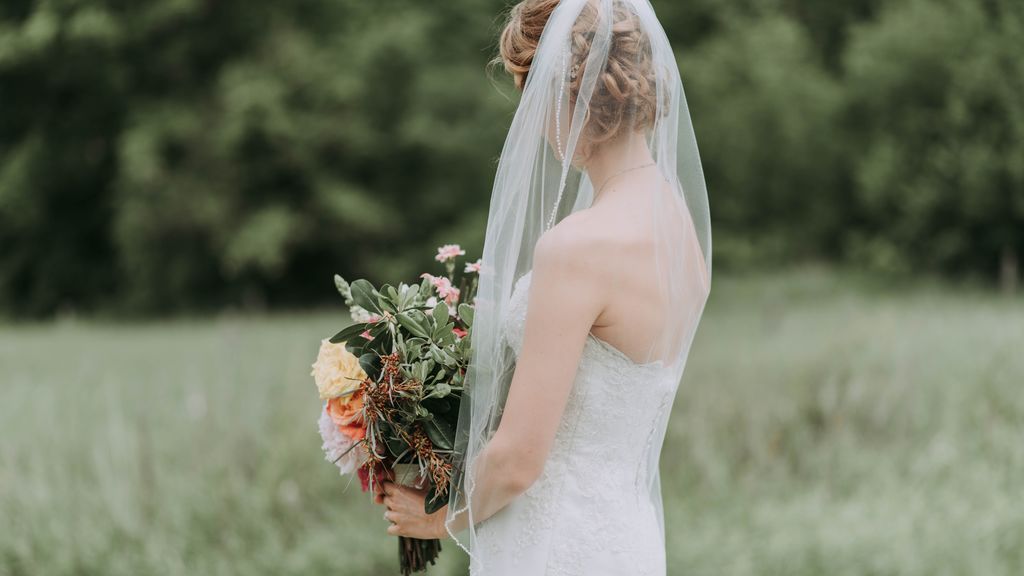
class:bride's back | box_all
[547,171,709,365]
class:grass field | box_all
[1,269,1022,576]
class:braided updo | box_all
[498,0,659,152]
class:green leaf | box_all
[436,327,456,347]
[405,338,424,360]
[375,332,393,356]
[401,284,420,309]
[350,279,380,313]
[386,436,409,458]
[415,404,432,419]
[433,321,455,342]
[408,309,428,323]
[329,322,368,344]
[424,484,447,514]
[419,359,435,382]
[345,338,366,358]
[457,303,474,327]
[397,312,430,339]
[422,397,451,415]
[378,298,397,314]
[432,303,449,329]
[378,284,399,314]
[429,346,444,366]
[395,330,407,356]
[424,417,454,451]
[358,353,378,377]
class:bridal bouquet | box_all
[312,245,478,575]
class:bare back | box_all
[552,170,709,365]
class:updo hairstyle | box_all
[497,0,659,151]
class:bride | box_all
[377,0,711,573]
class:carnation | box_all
[429,276,459,302]
[464,259,482,274]
[443,287,460,306]
[435,244,465,263]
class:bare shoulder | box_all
[532,210,616,285]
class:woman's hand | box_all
[379,481,448,539]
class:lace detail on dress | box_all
[470,271,675,576]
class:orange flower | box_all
[327,393,366,442]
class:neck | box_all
[584,132,655,200]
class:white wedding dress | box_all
[470,270,679,576]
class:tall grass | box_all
[1,269,1021,576]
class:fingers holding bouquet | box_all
[380,481,448,539]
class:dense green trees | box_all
[0,0,1020,317]
[843,0,1024,282]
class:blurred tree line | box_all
[0,0,1021,317]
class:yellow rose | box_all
[311,339,367,401]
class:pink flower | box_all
[433,276,452,294]
[444,287,460,306]
[421,273,460,305]
[360,330,373,341]
[439,280,460,304]
[424,275,449,297]
[435,244,465,263]
[453,327,468,338]
[464,259,482,274]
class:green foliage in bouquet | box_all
[331,266,475,514]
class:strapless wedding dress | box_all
[470,270,678,576]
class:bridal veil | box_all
[445,0,711,568]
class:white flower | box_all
[350,305,374,323]
[334,275,352,299]
[318,405,362,475]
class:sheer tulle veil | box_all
[444,0,711,569]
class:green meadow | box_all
[2,270,1022,576]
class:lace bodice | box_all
[470,270,677,576]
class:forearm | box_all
[444,436,534,535]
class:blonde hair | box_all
[497,0,659,150]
